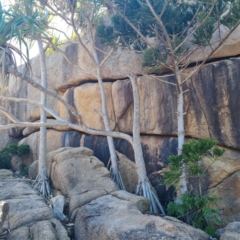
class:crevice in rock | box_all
[191,79,212,140]
[208,169,240,190]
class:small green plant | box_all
[164,138,225,234]
[0,143,30,169]
[19,164,29,177]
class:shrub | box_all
[163,138,225,234]
[0,143,30,170]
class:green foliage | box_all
[163,138,225,188]
[96,0,240,69]
[0,143,30,170]
[221,0,240,29]
[142,47,167,67]
[19,164,29,177]
[164,138,224,235]
[167,193,222,231]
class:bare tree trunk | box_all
[93,47,125,190]
[33,36,51,200]
[129,74,165,214]
[175,68,188,195]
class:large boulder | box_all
[117,152,138,193]
[30,42,143,91]
[74,194,209,240]
[220,222,240,240]
[0,179,69,240]
[49,147,118,220]
[184,25,240,64]
[6,219,70,240]
[59,83,116,130]
[112,75,209,139]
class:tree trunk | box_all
[129,74,165,214]
[175,68,188,195]
[94,60,125,189]
[33,36,51,199]
[38,36,47,181]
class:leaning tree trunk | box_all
[33,36,51,200]
[129,74,165,214]
[175,68,188,195]
[96,67,125,190]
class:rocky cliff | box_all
[1,29,240,225]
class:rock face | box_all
[46,147,118,221]
[2,26,240,230]
[74,194,209,240]
[29,148,210,240]
[219,222,240,240]
[0,201,9,235]
[0,178,69,240]
[19,130,81,166]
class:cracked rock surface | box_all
[0,171,69,240]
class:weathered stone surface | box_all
[111,190,150,213]
[7,219,70,240]
[112,76,210,139]
[69,189,108,221]
[0,180,54,231]
[19,130,81,165]
[0,180,35,200]
[30,219,70,240]
[28,160,38,179]
[185,25,240,64]
[117,152,138,194]
[48,148,118,219]
[47,147,73,178]
[51,152,118,197]
[30,42,143,91]
[0,170,12,180]
[192,58,240,149]
[0,201,9,235]
[22,119,71,137]
[75,195,209,240]
[59,82,116,130]
[7,227,29,240]
[50,196,67,221]
[209,171,240,224]
[204,148,240,189]
[4,194,54,231]
[220,222,240,240]
[11,156,23,172]
[53,147,93,163]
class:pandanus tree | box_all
[39,0,126,190]
[0,0,52,199]
[0,2,38,93]
[97,0,240,196]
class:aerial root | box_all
[110,166,126,190]
[107,156,126,191]
[136,180,165,215]
[33,175,51,201]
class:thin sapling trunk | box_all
[175,67,188,196]
[129,74,165,214]
[33,36,51,200]
[93,51,125,190]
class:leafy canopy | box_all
[96,0,240,69]
[163,138,225,187]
